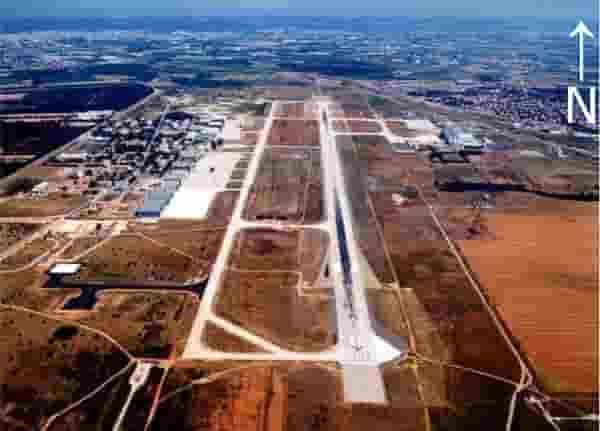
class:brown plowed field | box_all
[214,270,336,351]
[459,205,598,393]
[267,119,320,147]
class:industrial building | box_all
[441,126,485,153]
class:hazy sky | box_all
[0,0,595,18]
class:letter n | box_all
[568,87,596,124]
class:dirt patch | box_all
[230,228,300,271]
[267,119,320,147]
[214,270,336,351]
[458,206,598,393]
[203,322,265,353]
[230,228,329,287]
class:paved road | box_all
[182,101,278,358]
[318,100,388,404]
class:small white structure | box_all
[48,263,81,276]
[31,181,49,198]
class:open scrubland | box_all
[0,236,56,270]
[70,234,200,283]
[65,291,199,358]
[332,119,382,134]
[0,194,86,217]
[214,270,336,352]
[202,322,265,353]
[267,119,320,147]
[274,101,319,119]
[0,307,130,431]
[245,148,324,223]
[0,222,39,250]
[0,269,79,311]
[229,227,329,285]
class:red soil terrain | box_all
[459,203,598,393]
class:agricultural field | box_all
[245,149,323,223]
[214,270,336,351]
[267,119,320,147]
[0,307,130,431]
[457,199,598,394]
